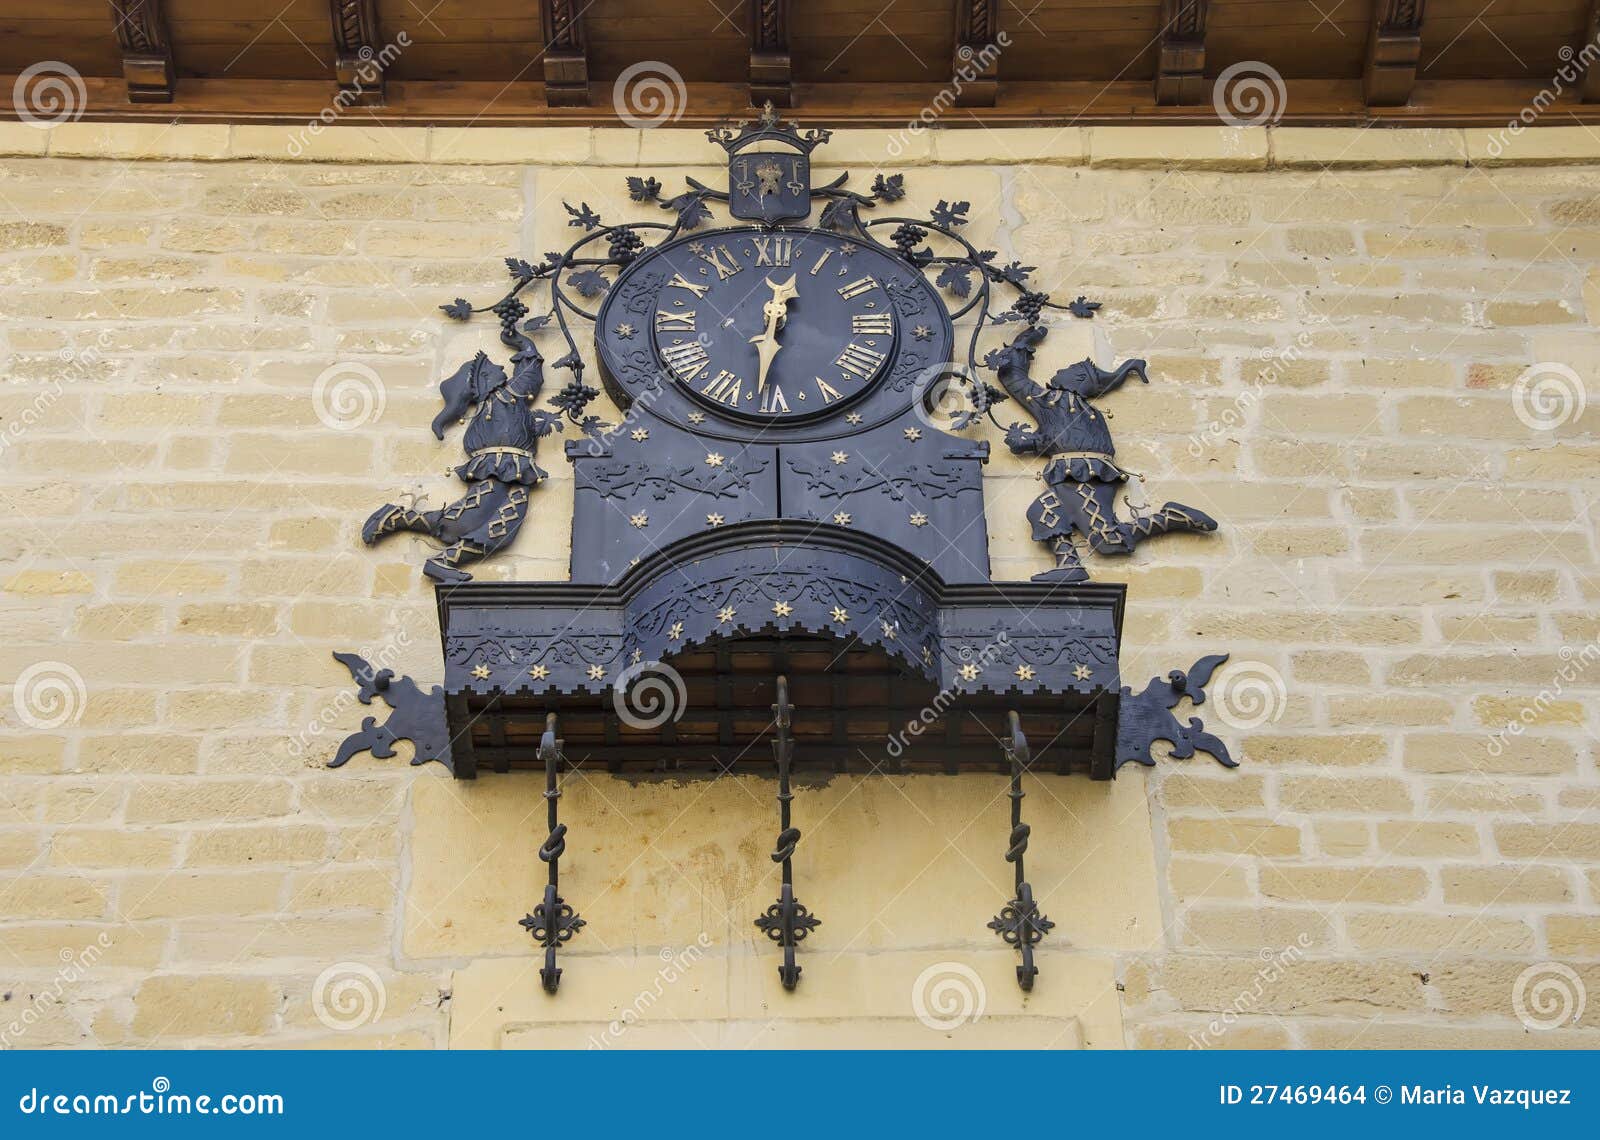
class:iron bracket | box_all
[519,713,585,992]
[753,676,820,989]
[989,711,1055,990]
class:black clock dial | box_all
[637,230,903,423]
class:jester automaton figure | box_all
[362,321,564,584]
[991,324,1218,583]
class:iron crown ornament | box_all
[326,105,1242,996]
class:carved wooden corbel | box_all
[541,0,590,107]
[329,0,386,107]
[1155,0,1209,106]
[952,0,1001,108]
[110,0,176,103]
[1365,0,1426,107]
[750,0,792,108]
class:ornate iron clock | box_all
[333,104,1238,997]
[596,227,948,427]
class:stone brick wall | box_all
[0,122,1596,1048]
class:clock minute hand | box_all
[750,273,799,393]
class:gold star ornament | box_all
[668,621,684,640]
[833,511,852,526]
[587,664,606,681]
[705,452,724,466]
[830,605,850,625]
[529,664,549,680]
[1015,664,1036,681]
[630,511,649,528]
[772,600,793,618]
[909,512,928,527]
[470,664,491,681]
[959,663,980,681]
[830,451,848,465]
[717,605,737,624]
[904,427,922,441]
[615,323,635,339]
[631,428,650,442]
[706,513,725,527]
[1073,664,1093,681]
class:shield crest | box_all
[729,150,811,225]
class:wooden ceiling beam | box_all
[750,0,792,107]
[953,0,1001,107]
[1583,0,1600,102]
[1364,0,1426,107]
[329,1,386,107]
[1155,0,1209,106]
[110,0,175,104]
[540,0,589,107]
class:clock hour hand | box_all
[749,273,799,393]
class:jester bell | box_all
[707,101,831,225]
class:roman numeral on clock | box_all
[662,341,710,383]
[696,244,743,280]
[814,377,844,404]
[835,343,886,378]
[655,310,696,331]
[700,370,743,406]
[838,276,877,299]
[753,236,793,266]
[667,273,709,298]
[759,384,790,415]
[851,313,893,335]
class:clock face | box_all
[613,228,912,424]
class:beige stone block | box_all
[1313,819,1370,857]
[1404,733,1575,777]
[1496,823,1600,861]
[1158,955,1425,1015]
[1277,776,1412,814]
[231,125,429,163]
[1441,864,1571,906]
[1167,817,1301,856]
[184,825,329,866]
[1466,125,1600,166]
[407,772,1162,960]
[0,874,111,919]
[1090,127,1268,170]
[132,976,279,1038]
[450,950,1120,1049]
[1375,821,1480,857]
[1181,905,1334,951]
[3,922,166,969]
[1259,864,1429,904]
[0,121,50,156]
[1243,734,1388,767]
[935,127,1086,165]
[49,123,230,160]
[429,126,591,164]
[126,780,294,825]
[49,830,179,870]
[1272,128,1464,168]
[4,569,93,595]
[1167,858,1251,901]
[123,871,285,919]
